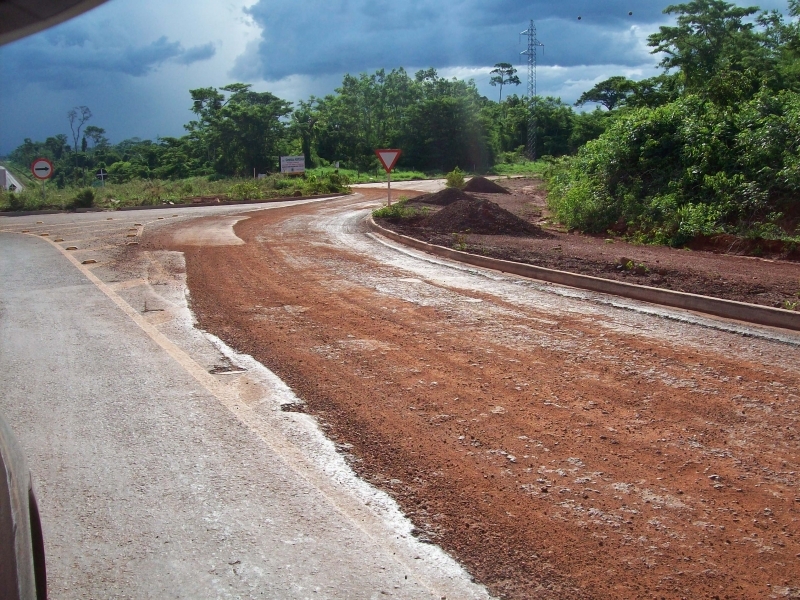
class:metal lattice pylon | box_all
[520,20,544,160]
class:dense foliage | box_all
[293,68,606,172]
[549,0,800,244]
[3,68,605,202]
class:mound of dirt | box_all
[463,176,510,194]
[425,197,542,236]
[412,186,475,206]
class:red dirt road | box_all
[148,192,800,600]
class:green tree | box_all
[83,126,108,152]
[185,84,292,176]
[647,0,769,102]
[546,0,800,245]
[67,106,92,185]
[624,74,684,108]
[291,98,318,167]
[489,63,521,102]
[575,76,637,110]
[403,69,492,171]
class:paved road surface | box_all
[0,201,491,599]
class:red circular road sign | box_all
[31,158,54,181]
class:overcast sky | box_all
[0,0,791,155]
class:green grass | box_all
[0,161,547,213]
[372,197,429,220]
[488,159,548,177]
[0,172,350,212]
[306,167,434,184]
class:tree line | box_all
[7,69,607,186]
[11,0,795,248]
[549,0,800,245]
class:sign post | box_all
[374,149,402,206]
[31,158,54,202]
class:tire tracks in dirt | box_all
[148,192,800,600]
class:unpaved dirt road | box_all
[0,201,491,600]
[150,191,800,600]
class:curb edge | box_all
[367,217,800,333]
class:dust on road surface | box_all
[149,191,800,600]
[168,214,247,246]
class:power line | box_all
[520,20,544,161]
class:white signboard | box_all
[280,155,305,174]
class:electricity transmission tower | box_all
[520,20,544,160]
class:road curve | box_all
[153,192,800,599]
[0,202,492,600]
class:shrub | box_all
[230,181,262,201]
[72,188,95,209]
[445,167,465,189]
[274,176,294,190]
[545,91,800,245]
[1,190,27,211]
[372,199,419,220]
[142,181,165,205]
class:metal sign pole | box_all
[41,180,45,203]
[387,170,392,206]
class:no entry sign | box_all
[375,149,401,173]
[31,158,54,180]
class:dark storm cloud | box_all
[458,0,667,26]
[176,42,218,65]
[235,0,666,81]
[1,21,216,90]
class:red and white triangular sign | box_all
[375,149,402,173]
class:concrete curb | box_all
[367,217,800,333]
[114,192,349,212]
[0,193,350,217]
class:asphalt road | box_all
[0,203,491,600]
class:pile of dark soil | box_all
[463,176,510,194]
[425,197,543,236]
[412,187,475,206]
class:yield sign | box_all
[31,158,54,180]
[375,149,402,173]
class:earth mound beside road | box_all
[425,197,545,236]
[411,186,474,206]
[463,176,510,194]
[377,177,800,310]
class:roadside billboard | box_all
[280,155,305,174]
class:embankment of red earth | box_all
[374,177,800,318]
